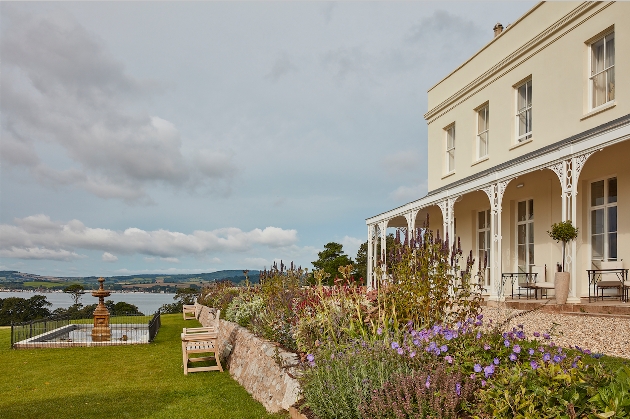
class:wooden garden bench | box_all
[182,305,197,320]
[181,310,222,374]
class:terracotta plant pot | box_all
[555,272,570,304]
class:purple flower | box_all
[553,355,562,363]
[425,375,431,389]
[477,314,484,320]
[530,360,539,370]
[528,348,535,356]
[533,332,540,337]
[484,364,495,378]
[440,345,448,353]
[481,379,487,387]
[493,357,500,365]
[470,373,476,379]
[483,343,491,351]
[504,340,510,348]
[543,353,551,362]
[377,327,383,335]
[474,364,482,373]
[409,351,416,358]
[513,344,521,354]
[391,342,400,350]
[443,330,454,341]
[476,332,482,339]
[397,348,404,355]
[543,333,551,340]
[445,355,453,364]
[413,339,420,346]
[509,353,518,361]
[455,382,461,396]
[306,354,314,362]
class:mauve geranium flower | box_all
[377,327,383,335]
[528,349,535,356]
[474,364,482,373]
[530,360,539,370]
[307,354,314,362]
[509,353,518,361]
[513,344,521,353]
[533,332,540,337]
[543,353,551,362]
[455,382,461,396]
[391,342,400,350]
[445,355,453,364]
[483,343,491,350]
[440,345,448,353]
[425,375,431,389]
[493,357,500,365]
[397,348,404,355]
[484,364,495,378]
[504,340,510,348]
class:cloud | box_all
[341,235,363,259]
[265,53,298,82]
[389,182,427,202]
[102,252,118,262]
[0,7,237,203]
[0,214,299,261]
[0,247,84,261]
[244,257,270,268]
[382,151,422,176]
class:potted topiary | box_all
[547,221,579,304]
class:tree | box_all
[311,242,354,285]
[63,284,85,305]
[353,241,368,281]
[105,300,143,316]
[547,221,579,272]
[0,295,52,326]
[160,287,199,314]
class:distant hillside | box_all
[0,270,260,292]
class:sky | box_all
[0,1,536,277]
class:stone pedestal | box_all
[92,277,111,342]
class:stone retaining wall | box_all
[195,304,301,413]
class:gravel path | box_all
[481,306,630,359]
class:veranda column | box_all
[568,152,596,303]
[437,200,450,244]
[405,209,419,244]
[379,220,388,281]
[495,180,511,301]
[550,160,576,302]
[482,185,499,300]
[367,224,374,290]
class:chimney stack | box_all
[493,22,504,38]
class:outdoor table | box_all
[587,268,629,302]
[503,272,538,299]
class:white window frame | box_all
[589,31,615,110]
[515,198,534,274]
[515,79,532,143]
[477,209,491,286]
[476,105,489,160]
[589,176,617,264]
[445,124,456,174]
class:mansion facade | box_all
[366,2,629,302]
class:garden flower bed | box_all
[199,227,630,419]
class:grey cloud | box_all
[321,47,370,81]
[383,151,422,176]
[0,7,235,203]
[0,214,299,261]
[265,54,298,83]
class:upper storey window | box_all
[445,124,455,173]
[516,80,532,142]
[477,105,489,159]
[590,32,615,109]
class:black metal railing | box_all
[148,310,161,342]
[11,311,161,349]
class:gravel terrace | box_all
[481,306,630,359]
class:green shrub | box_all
[225,292,264,327]
[198,280,239,318]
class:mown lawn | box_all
[0,315,289,419]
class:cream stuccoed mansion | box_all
[366,2,629,303]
